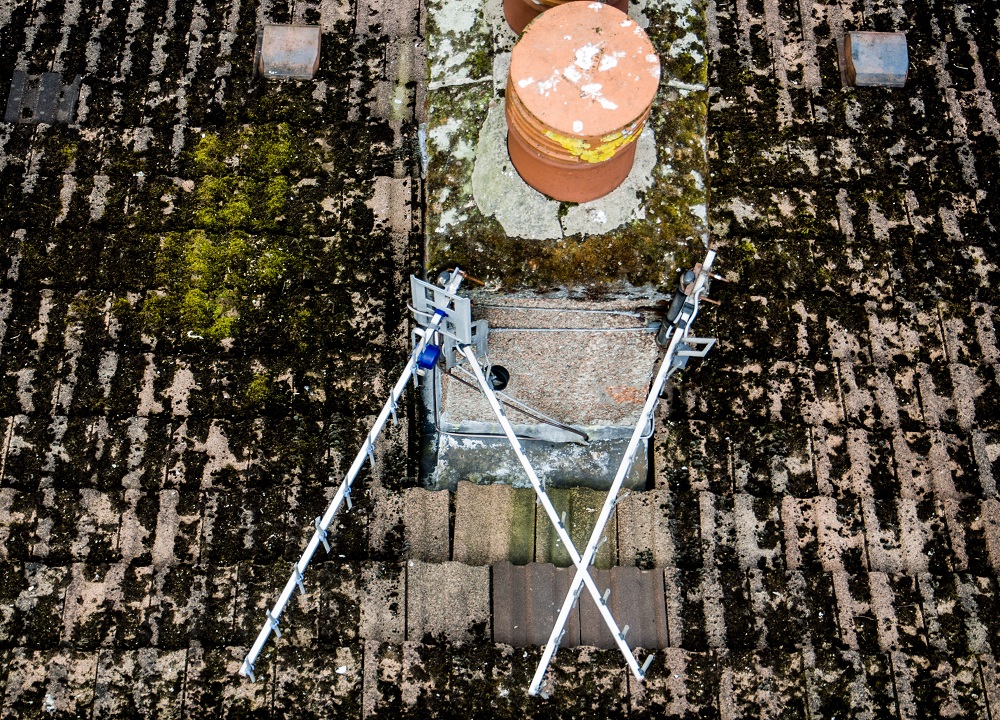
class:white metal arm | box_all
[239,270,466,682]
[529,249,718,695]
[459,345,646,685]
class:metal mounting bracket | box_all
[675,337,716,357]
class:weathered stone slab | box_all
[356,0,420,37]
[7,564,68,649]
[0,490,35,562]
[0,648,8,713]
[361,640,404,717]
[616,488,674,568]
[723,650,808,719]
[492,561,581,647]
[543,646,628,709]
[805,648,897,719]
[399,641,442,707]
[31,488,87,565]
[273,645,362,718]
[405,560,490,642]
[453,481,535,565]
[446,642,537,715]
[233,562,317,650]
[892,651,990,718]
[150,490,203,565]
[731,426,815,497]
[61,563,120,649]
[401,487,450,562]
[315,562,362,647]
[653,417,731,494]
[630,648,719,717]
[1,649,96,718]
[165,418,253,491]
[368,176,413,235]
[182,646,272,718]
[91,648,187,719]
[320,0,354,31]
[980,654,1000,720]
[737,568,840,655]
[109,565,156,649]
[359,561,405,643]
[535,487,616,569]
[149,563,238,649]
[440,327,657,431]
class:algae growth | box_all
[139,124,317,343]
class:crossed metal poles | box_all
[459,345,649,684]
[240,252,717,692]
[525,248,718,694]
[459,249,717,695]
[238,270,467,683]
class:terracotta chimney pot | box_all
[505,2,660,203]
[503,0,629,35]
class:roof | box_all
[1,0,999,715]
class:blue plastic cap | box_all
[417,344,442,370]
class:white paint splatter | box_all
[573,120,584,132]
[564,65,583,83]
[599,55,618,71]
[518,77,535,88]
[580,82,619,110]
[575,43,601,70]
[537,76,560,95]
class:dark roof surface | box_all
[2,0,1000,717]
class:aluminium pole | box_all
[240,270,466,681]
[459,345,646,684]
[528,249,717,695]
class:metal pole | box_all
[240,270,466,682]
[528,249,717,695]
[458,345,646,684]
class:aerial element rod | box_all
[239,270,467,683]
[459,344,647,685]
[528,249,718,696]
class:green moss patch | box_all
[141,230,298,342]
